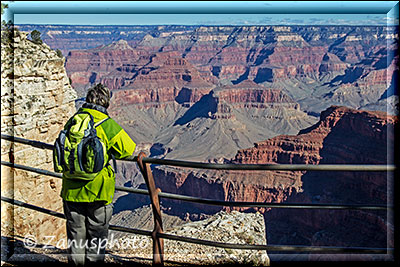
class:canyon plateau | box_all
[3,24,398,262]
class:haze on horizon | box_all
[3,1,399,26]
[12,13,394,27]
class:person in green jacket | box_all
[61,83,136,267]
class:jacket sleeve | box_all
[109,128,136,159]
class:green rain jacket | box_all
[60,103,136,205]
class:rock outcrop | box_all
[108,52,215,108]
[15,24,199,56]
[1,31,77,246]
[2,210,269,266]
[55,24,398,161]
[65,40,148,94]
[256,106,396,250]
[232,105,396,166]
[110,210,270,266]
[145,105,396,250]
[105,51,316,161]
[6,24,398,261]
[55,24,398,115]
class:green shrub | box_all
[56,49,63,58]
[30,30,43,44]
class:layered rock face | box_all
[104,48,316,161]
[108,88,314,162]
[1,31,77,246]
[59,25,398,115]
[216,80,296,105]
[143,105,396,252]
[65,40,150,94]
[112,210,270,265]
[8,24,398,258]
[16,24,198,56]
[16,24,398,116]
[57,24,398,162]
[233,105,396,166]
[259,107,396,251]
[108,51,215,108]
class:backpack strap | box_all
[94,117,110,127]
[93,116,118,173]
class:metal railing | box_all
[1,134,395,265]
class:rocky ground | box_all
[2,210,269,266]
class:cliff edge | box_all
[1,30,77,250]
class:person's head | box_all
[86,83,110,109]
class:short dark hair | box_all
[86,83,110,109]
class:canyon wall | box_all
[1,31,77,246]
[16,25,198,56]
[15,25,398,117]
[56,25,399,116]
[137,105,397,251]
[103,47,316,161]
[8,24,398,259]
[49,24,397,163]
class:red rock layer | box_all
[109,87,211,107]
[152,106,396,248]
[216,81,295,104]
[232,106,396,165]
[230,106,396,248]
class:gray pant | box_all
[63,200,113,267]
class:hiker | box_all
[55,83,136,266]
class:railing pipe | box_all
[157,190,390,210]
[129,157,396,172]
[1,160,149,195]
[1,161,63,179]
[1,196,391,254]
[0,196,152,237]
[137,152,165,266]
[1,134,54,150]
[1,161,391,210]
[1,134,396,264]
[2,134,396,172]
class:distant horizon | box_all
[14,23,396,27]
[3,1,398,26]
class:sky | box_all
[2,1,399,26]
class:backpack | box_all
[53,111,110,180]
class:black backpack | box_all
[53,111,112,180]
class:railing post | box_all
[137,152,164,266]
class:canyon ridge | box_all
[6,24,399,261]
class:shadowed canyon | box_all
[8,24,399,261]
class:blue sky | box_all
[2,1,399,26]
